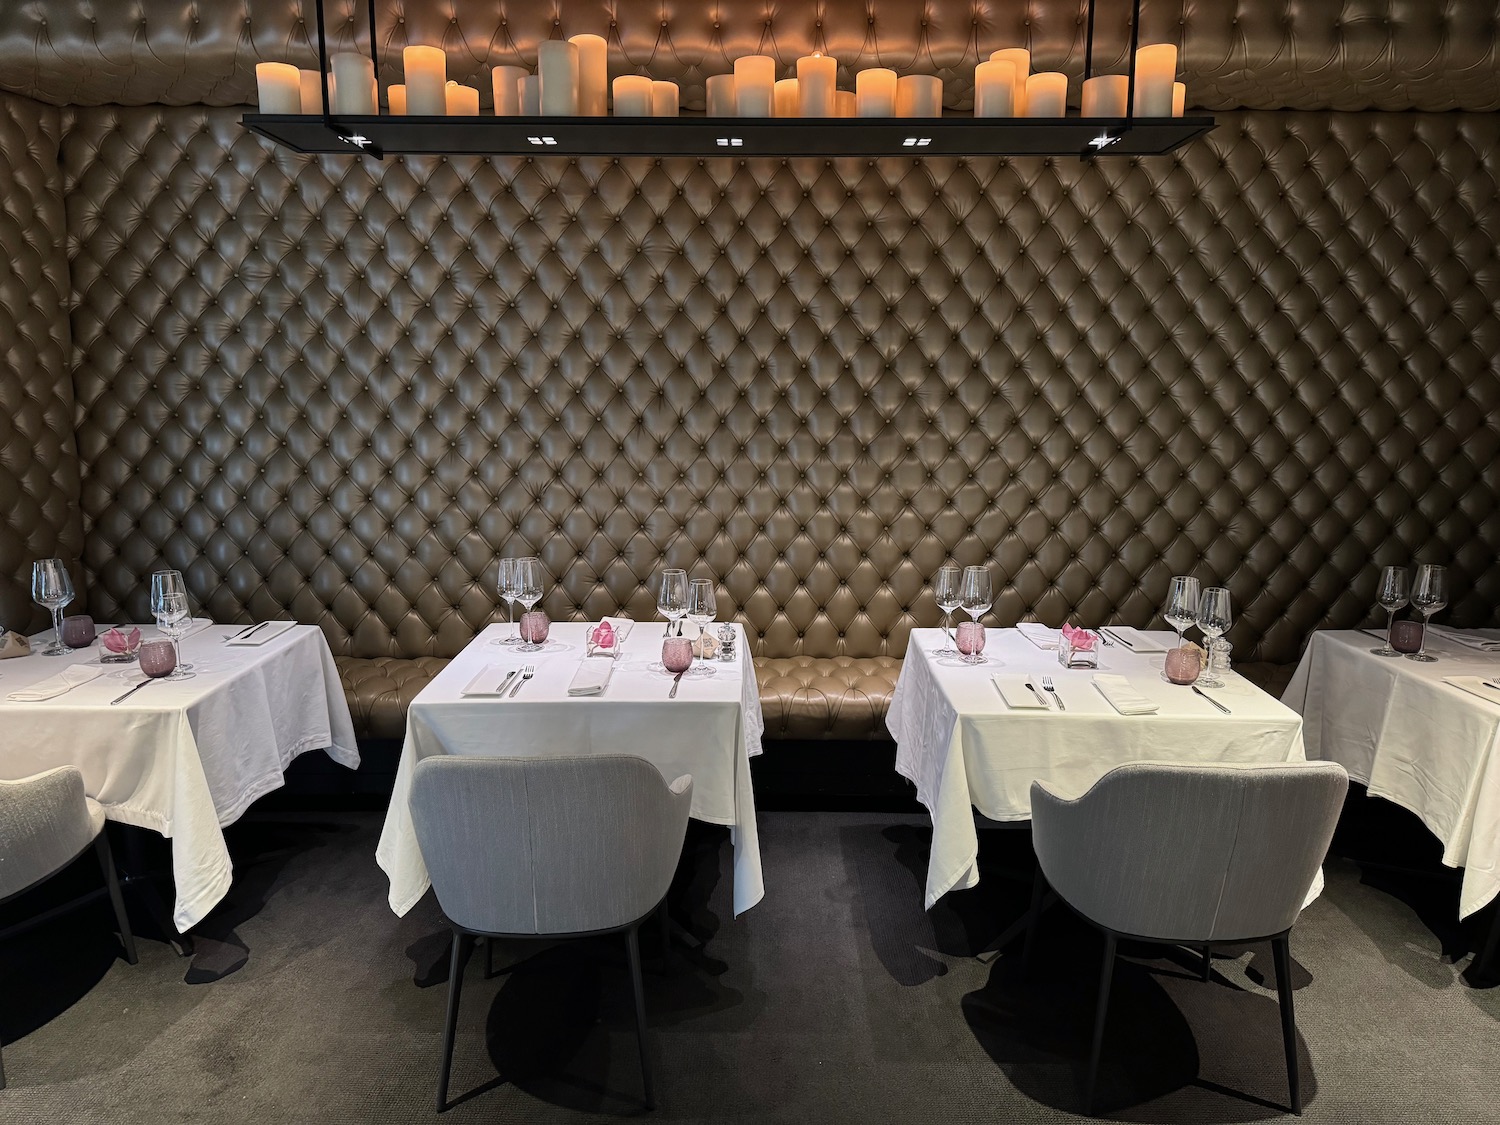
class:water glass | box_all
[686,578,717,677]
[1371,565,1409,657]
[1407,564,1448,663]
[933,565,962,656]
[1195,588,1232,687]
[31,558,75,656]
[658,569,688,637]
[1163,575,1200,647]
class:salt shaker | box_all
[717,623,736,662]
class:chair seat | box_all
[755,656,903,740]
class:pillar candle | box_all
[569,34,608,116]
[989,48,1030,115]
[973,60,1015,117]
[519,74,541,115]
[1080,74,1128,117]
[774,78,800,117]
[404,46,446,115]
[706,74,737,116]
[1172,81,1186,117]
[612,75,653,116]
[387,84,407,115]
[538,40,579,115]
[796,53,836,117]
[652,80,679,116]
[734,55,775,117]
[298,69,329,114]
[256,62,301,114]
[855,68,897,116]
[445,81,479,115]
[1024,72,1067,117]
[834,90,856,117]
[491,65,526,115]
[896,74,942,117]
[331,53,375,115]
[1132,43,1177,117]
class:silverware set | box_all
[507,665,535,697]
[222,622,267,643]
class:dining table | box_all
[1282,626,1500,983]
[0,620,359,931]
[377,620,766,918]
[889,627,1311,910]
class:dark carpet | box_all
[1,811,1497,1123]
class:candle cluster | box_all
[255,42,1186,120]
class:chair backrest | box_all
[1031,760,1349,942]
[409,755,693,936]
[0,766,99,902]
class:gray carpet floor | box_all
[2,810,1497,1123]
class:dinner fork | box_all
[508,664,534,698]
[1041,675,1066,711]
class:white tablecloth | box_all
[1283,629,1500,919]
[0,623,359,929]
[890,628,1308,909]
[377,621,765,917]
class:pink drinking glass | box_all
[61,615,96,649]
[956,621,987,664]
[662,637,693,674]
[138,640,177,678]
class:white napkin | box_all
[1092,673,1160,715]
[1442,677,1500,706]
[461,665,525,696]
[1100,626,1168,654]
[570,616,635,696]
[224,620,298,646]
[1016,623,1061,650]
[7,664,110,702]
[1427,626,1500,652]
[992,675,1050,709]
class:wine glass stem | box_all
[1415,611,1430,658]
[171,637,182,668]
[1384,607,1396,652]
[698,624,706,673]
[943,610,953,646]
[52,606,64,650]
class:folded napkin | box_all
[1442,677,1500,706]
[1099,626,1168,654]
[570,616,634,696]
[992,675,1050,710]
[1427,626,1500,652]
[461,665,524,696]
[6,664,110,702]
[1092,673,1160,716]
[1016,623,1061,650]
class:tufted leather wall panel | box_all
[0,93,83,635]
[61,104,1500,687]
[3,2,1499,113]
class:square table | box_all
[0,622,359,930]
[1282,629,1500,921]
[377,621,765,918]
[889,628,1309,909]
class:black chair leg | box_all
[436,931,472,1112]
[625,924,655,1109]
[1084,932,1117,1115]
[1,1035,6,1090]
[1272,935,1301,1115]
[96,833,138,965]
[1021,867,1047,975]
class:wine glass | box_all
[31,558,75,656]
[1371,565,1409,657]
[960,566,992,624]
[1195,587,1232,687]
[513,557,545,653]
[1407,564,1448,663]
[154,591,196,680]
[658,569,688,637]
[1164,576,1200,647]
[151,570,195,670]
[933,566,962,656]
[686,578,717,677]
[496,557,520,644]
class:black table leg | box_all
[1461,905,1500,988]
[116,825,194,957]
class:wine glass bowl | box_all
[960,566,993,625]
[32,558,75,656]
[1163,575,1200,648]
[658,569,688,637]
[1371,565,1410,657]
[1406,564,1448,663]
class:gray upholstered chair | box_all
[409,754,693,1112]
[1026,759,1349,1116]
[0,766,138,1089]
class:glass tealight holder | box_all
[138,640,177,678]
[956,621,987,664]
[61,615,96,649]
[662,637,693,674]
[1058,631,1099,670]
[1390,620,1423,654]
[1163,645,1202,685]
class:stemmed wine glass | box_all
[496,557,520,644]
[959,566,993,663]
[1164,576,1200,648]
[933,566,962,656]
[1370,565,1409,657]
[1195,587,1232,687]
[1407,564,1448,663]
[513,558,544,652]
[154,591,196,680]
[151,570,195,670]
[31,559,75,656]
[658,569,688,637]
[686,578,718,678]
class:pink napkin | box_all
[1061,623,1097,651]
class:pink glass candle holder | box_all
[138,640,177,678]
[1390,619,1423,654]
[518,610,550,651]
[662,637,694,674]
[61,615,96,649]
[1163,645,1202,685]
[956,621,987,664]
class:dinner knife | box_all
[1191,684,1232,714]
[110,678,157,705]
